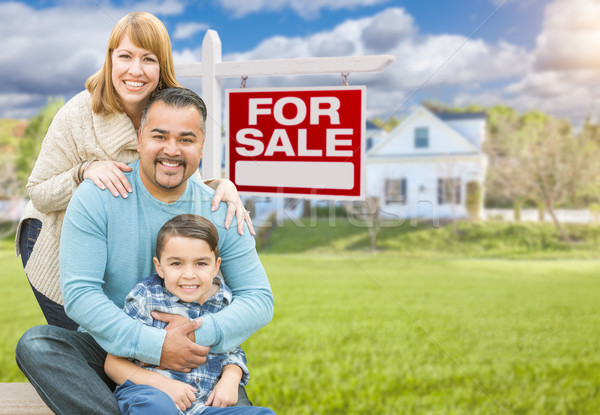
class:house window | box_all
[437,178,461,204]
[385,178,407,204]
[415,127,429,148]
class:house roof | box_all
[368,106,484,158]
[436,111,486,121]
[366,120,379,130]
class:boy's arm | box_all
[104,354,196,412]
[219,347,249,386]
[104,353,157,386]
[205,364,243,408]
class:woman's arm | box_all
[105,354,196,412]
[26,110,84,213]
[204,178,255,235]
[26,93,137,213]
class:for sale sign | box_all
[226,86,365,200]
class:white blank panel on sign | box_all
[235,161,354,189]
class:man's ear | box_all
[153,257,164,279]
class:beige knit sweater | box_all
[16,90,140,304]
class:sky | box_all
[1,0,598,127]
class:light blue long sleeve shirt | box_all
[60,160,273,365]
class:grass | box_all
[2,227,599,413]
[0,240,45,382]
[243,254,600,414]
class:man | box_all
[16,87,274,415]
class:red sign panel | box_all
[226,86,365,200]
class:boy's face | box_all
[153,236,221,304]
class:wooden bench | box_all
[0,383,52,415]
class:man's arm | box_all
[60,184,163,363]
[122,283,211,372]
[60,183,206,368]
[191,209,274,353]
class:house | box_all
[365,119,387,153]
[366,106,487,221]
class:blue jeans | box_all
[16,326,255,415]
[115,381,275,415]
[19,218,78,330]
[16,325,120,415]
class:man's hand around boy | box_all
[155,313,210,372]
[160,378,197,412]
[205,365,243,407]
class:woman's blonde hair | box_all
[85,12,181,114]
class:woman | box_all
[16,12,253,330]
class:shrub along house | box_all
[366,106,487,221]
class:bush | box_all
[590,203,600,224]
[261,218,600,259]
[465,180,482,220]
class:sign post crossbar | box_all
[175,29,394,183]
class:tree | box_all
[345,197,380,251]
[370,116,401,132]
[484,105,527,215]
[485,109,600,241]
[16,97,64,188]
[580,114,600,146]
[575,115,600,203]
[421,99,451,114]
[421,99,485,114]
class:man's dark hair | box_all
[140,87,207,134]
[156,214,219,260]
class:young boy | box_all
[104,214,275,415]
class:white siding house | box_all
[366,106,487,221]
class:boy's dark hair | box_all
[156,214,219,260]
[141,87,207,135]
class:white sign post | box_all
[175,30,394,183]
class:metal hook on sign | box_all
[341,72,349,86]
[241,76,248,88]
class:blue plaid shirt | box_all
[123,274,249,415]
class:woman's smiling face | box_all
[111,32,160,112]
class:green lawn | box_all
[2,245,599,414]
[0,242,45,381]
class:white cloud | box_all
[6,0,597,129]
[0,93,47,119]
[216,7,531,121]
[0,0,186,117]
[173,22,209,39]
[479,0,600,126]
[534,0,600,71]
[131,0,185,15]
[0,3,107,103]
[217,0,389,19]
